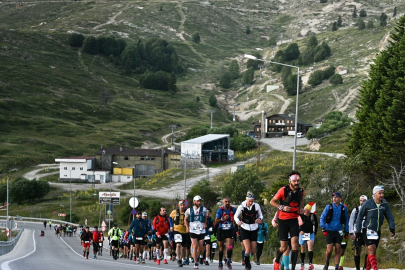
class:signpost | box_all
[101,220,107,232]
[58,213,66,217]
[99,192,121,205]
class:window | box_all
[124,156,129,160]
[140,156,145,160]
[64,167,67,170]
[145,156,150,160]
[80,167,83,170]
[72,167,76,170]
[151,157,155,161]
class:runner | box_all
[349,195,368,270]
[210,231,218,262]
[319,192,349,270]
[92,226,101,259]
[234,191,264,270]
[256,220,269,265]
[270,170,305,270]
[204,209,214,265]
[108,223,123,260]
[98,231,105,256]
[142,212,152,260]
[170,200,189,267]
[299,204,318,270]
[272,212,291,270]
[44,220,47,229]
[185,195,207,270]
[355,186,395,270]
[129,212,149,263]
[215,197,237,270]
[153,207,171,265]
[80,226,93,259]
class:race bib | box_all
[302,233,310,241]
[339,230,343,236]
[212,242,217,248]
[288,233,291,239]
[85,241,89,243]
[193,226,202,231]
[165,233,169,237]
[99,243,103,246]
[208,227,213,232]
[222,223,231,230]
[136,237,143,240]
[366,229,379,240]
[174,234,183,243]
[257,241,263,244]
[204,235,210,240]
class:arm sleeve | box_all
[344,206,349,233]
[319,205,329,230]
[169,217,173,227]
[234,205,243,224]
[349,209,356,233]
[355,202,367,233]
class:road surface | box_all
[0,222,368,270]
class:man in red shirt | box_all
[80,226,93,259]
[270,170,304,270]
[153,207,171,265]
[92,226,100,259]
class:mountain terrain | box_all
[0,0,403,174]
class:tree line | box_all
[0,178,50,205]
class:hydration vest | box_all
[325,203,346,224]
[174,209,185,225]
[220,206,235,223]
[280,185,303,207]
[190,206,205,222]
[242,203,258,224]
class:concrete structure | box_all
[181,134,231,164]
[253,113,312,138]
[55,156,110,183]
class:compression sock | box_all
[87,251,89,258]
[227,249,233,260]
[156,249,161,260]
[244,253,250,267]
[291,250,298,270]
[282,254,290,268]
[369,255,378,270]
[354,255,360,270]
[164,248,168,260]
[276,249,283,263]
[335,264,339,270]
[242,250,245,260]
[301,252,305,264]
[219,250,223,262]
[340,255,345,267]
[308,251,313,265]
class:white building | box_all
[55,156,110,183]
[181,134,232,164]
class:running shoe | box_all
[157,259,161,265]
[164,259,168,264]
[205,260,210,266]
[301,263,305,270]
[142,258,145,264]
[274,259,281,270]
[219,262,223,270]
[136,259,140,264]
[199,257,204,265]
[194,263,199,269]
[242,259,245,266]
[309,265,314,270]
[256,260,260,265]
[338,267,343,270]
[226,259,232,269]
[323,264,329,270]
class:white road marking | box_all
[1,230,36,270]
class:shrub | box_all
[329,74,343,85]
[82,36,99,54]
[308,70,324,86]
[366,20,374,29]
[220,72,231,89]
[68,33,85,47]
[192,32,201,43]
[359,9,367,17]
[284,43,300,61]
[358,19,366,30]
[323,66,335,80]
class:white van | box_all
[297,132,304,138]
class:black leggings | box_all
[256,242,264,261]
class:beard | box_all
[225,203,230,208]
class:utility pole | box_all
[208,110,216,128]
[258,65,263,79]
[230,104,239,122]
[257,136,261,168]
[245,84,251,100]
[168,125,177,147]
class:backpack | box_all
[190,206,205,222]
[241,204,258,224]
[325,203,346,224]
[174,209,185,225]
[220,206,235,223]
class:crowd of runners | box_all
[71,170,395,270]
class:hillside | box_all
[0,0,403,174]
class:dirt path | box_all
[93,7,126,30]
[271,93,291,114]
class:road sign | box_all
[6,227,9,237]
[107,210,112,215]
[131,209,137,215]
[101,226,106,232]
[184,199,189,207]
[129,197,140,208]
[58,213,66,217]
[101,220,106,227]
[99,192,121,205]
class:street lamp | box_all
[68,169,72,223]
[111,162,118,229]
[244,54,300,170]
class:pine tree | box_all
[380,13,388,27]
[246,26,251,35]
[393,6,397,17]
[337,15,342,27]
[348,16,405,171]
[168,72,177,94]
[332,22,338,31]
[358,19,366,30]
[352,6,357,18]
[228,60,240,79]
[359,9,367,17]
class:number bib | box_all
[204,235,210,240]
[174,234,183,243]
[136,237,143,240]
[339,230,343,236]
[99,243,103,246]
[366,229,379,240]
[222,223,231,230]
[302,233,310,241]
[212,242,218,249]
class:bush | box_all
[82,36,99,54]
[230,134,256,152]
[209,94,217,108]
[192,32,201,43]
[358,19,366,30]
[139,70,170,91]
[242,67,254,85]
[323,66,335,80]
[283,74,302,96]
[308,70,324,86]
[68,33,85,47]
[359,9,367,17]
[220,72,231,89]
[329,74,343,85]
[366,20,374,29]
[222,169,264,204]
[228,60,240,79]
[284,43,300,61]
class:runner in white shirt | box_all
[185,195,207,270]
[234,191,264,270]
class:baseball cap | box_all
[94,226,98,229]
[359,195,368,200]
[373,185,384,195]
[333,192,342,198]
[142,212,148,217]
[193,195,203,201]
[304,204,312,211]
[113,223,118,226]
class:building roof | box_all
[181,134,229,144]
[55,156,94,162]
[270,114,312,127]
[95,147,177,157]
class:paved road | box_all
[0,222,366,270]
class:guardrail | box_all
[0,216,78,227]
[0,226,24,256]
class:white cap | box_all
[373,185,384,195]
[142,212,148,216]
[193,195,203,201]
[359,195,368,200]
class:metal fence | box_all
[0,226,24,256]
